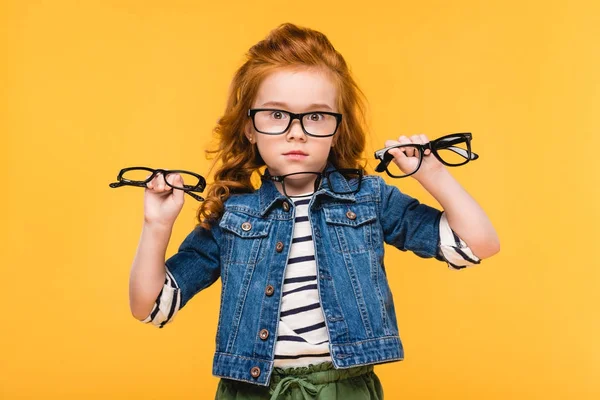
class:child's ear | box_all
[244,122,255,144]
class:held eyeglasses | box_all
[374,133,479,178]
[109,167,206,201]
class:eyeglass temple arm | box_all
[374,145,479,172]
[110,180,204,191]
[109,181,205,201]
[185,191,204,201]
[445,146,479,160]
[374,153,394,172]
[109,181,148,188]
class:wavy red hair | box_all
[197,23,369,228]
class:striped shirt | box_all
[272,194,331,367]
[141,267,180,328]
[141,200,481,364]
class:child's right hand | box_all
[143,172,185,228]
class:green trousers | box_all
[215,362,384,400]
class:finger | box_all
[175,173,185,187]
[155,172,166,191]
[410,135,423,145]
[165,173,179,190]
[419,134,431,156]
[385,136,404,158]
[384,140,402,160]
[388,147,406,159]
[385,139,400,148]
[171,174,185,203]
[170,173,185,191]
[398,135,415,157]
[146,173,154,189]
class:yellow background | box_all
[2,0,598,398]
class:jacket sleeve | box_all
[377,176,443,259]
[141,224,221,328]
[376,176,482,268]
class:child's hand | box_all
[385,134,446,182]
[143,172,185,228]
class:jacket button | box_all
[275,241,284,252]
[265,285,274,296]
[259,329,269,340]
[250,366,261,378]
[241,222,252,231]
[346,210,357,220]
[282,201,290,211]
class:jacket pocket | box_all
[323,203,377,254]
[219,211,271,264]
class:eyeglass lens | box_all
[433,137,471,165]
[384,145,423,178]
[254,110,338,136]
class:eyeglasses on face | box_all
[262,168,363,197]
[109,167,206,201]
[248,108,343,137]
[374,133,479,178]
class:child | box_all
[128,23,500,400]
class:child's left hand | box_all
[385,134,447,182]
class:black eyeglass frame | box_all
[262,168,363,197]
[374,133,479,179]
[109,167,206,201]
[248,108,343,138]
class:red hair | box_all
[197,23,369,228]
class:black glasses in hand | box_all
[109,167,206,201]
[374,132,479,178]
[262,168,363,197]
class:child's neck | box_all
[274,176,317,197]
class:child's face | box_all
[247,68,338,181]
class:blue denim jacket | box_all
[163,167,449,385]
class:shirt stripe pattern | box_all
[438,213,481,269]
[273,194,332,367]
[141,268,180,328]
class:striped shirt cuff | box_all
[438,212,481,270]
[141,267,181,328]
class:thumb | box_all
[171,173,185,204]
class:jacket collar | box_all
[257,163,357,216]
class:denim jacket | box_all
[144,166,480,386]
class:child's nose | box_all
[286,119,307,141]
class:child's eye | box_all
[271,111,288,120]
[308,113,324,121]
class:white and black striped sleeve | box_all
[141,266,181,328]
[438,212,481,270]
